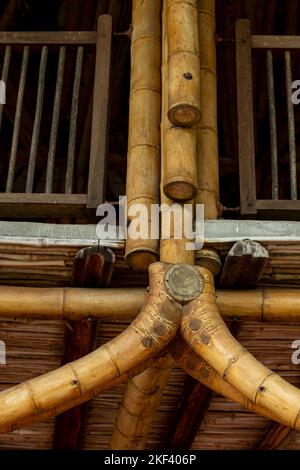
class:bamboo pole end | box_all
[163,179,197,202]
[168,103,201,127]
[164,263,204,302]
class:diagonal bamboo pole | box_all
[181,265,300,430]
[170,339,276,422]
[0,263,181,433]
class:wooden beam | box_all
[219,239,269,289]
[53,245,115,449]
[257,424,292,450]
[165,377,212,450]
[235,19,257,215]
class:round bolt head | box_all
[164,264,204,302]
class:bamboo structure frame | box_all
[0,263,181,433]
[196,0,219,219]
[1,286,300,323]
[125,0,162,271]
[167,0,201,126]
[111,4,196,448]
[1,0,300,452]
[181,266,300,430]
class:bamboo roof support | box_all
[112,3,196,447]
[125,0,162,271]
[0,263,181,434]
[1,286,300,323]
[196,0,219,219]
[181,266,300,430]
[167,0,201,126]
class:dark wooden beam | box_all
[165,377,212,450]
[219,239,269,289]
[257,423,292,450]
[53,245,115,449]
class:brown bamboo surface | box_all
[1,319,300,449]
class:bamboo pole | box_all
[110,353,174,449]
[196,0,219,219]
[125,0,162,271]
[112,5,197,447]
[167,0,201,126]
[170,340,276,422]
[0,263,182,434]
[0,286,300,323]
[181,266,300,430]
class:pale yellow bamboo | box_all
[181,266,300,430]
[0,286,300,322]
[196,0,219,219]
[110,353,174,449]
[125,0,162,271]
[0,263,182,434]
[170,340,276,422]
[111,3,195,449]
[167,0,201,126]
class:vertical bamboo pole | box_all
[196,0,219,219]
[125,0,162,271]
[112,2,195,450]
[167,0,201,126]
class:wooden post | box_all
[219,239,269,289]
[87,15,112,208]
[236,19,257,215]
[53,246,115,449]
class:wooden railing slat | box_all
[45,46,66,194]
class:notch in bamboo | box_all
[167,0,201,127]
[124,0,162,271]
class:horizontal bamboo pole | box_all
[181,266,300,430]
[0,263,182,434]
[167,0,201,126]
[125,0,162,271]
[0,286,300,323]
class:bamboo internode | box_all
[196,0,219,219]
[125,0,162,271]
[167,0,201,126]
